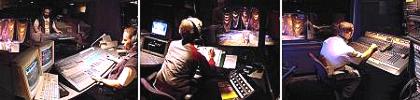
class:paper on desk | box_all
[223,55,237,69]
[197,47,225,67]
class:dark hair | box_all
[42,6,52,11]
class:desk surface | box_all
[140,51,165,66]
[59,81,97,100]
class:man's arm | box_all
[52,21,62,34]
[347,44,378,63]
[359,44,378,60]
[92,66,137,89]
[93,76,123,89]
[197,48,218,78]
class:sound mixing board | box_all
[349,31,410,75]
[44,33,75,40]
[55,47,119,91]
[413,44,420,79]
[228,70,255,99]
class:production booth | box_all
[282,0,420,100]
[0,0,138,99]
[139,0,279,100]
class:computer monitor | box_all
[151,19,168,37]
[0,19,15,41]
[13,48,43,100]
[218,7,260,47]
[16,20,28,43]
[38,41,54,72]
[141,36,169,57]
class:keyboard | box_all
[55,47,118,91]
[228,71,255,99]
[44,33,75,40]
[35,73,59,100]
[349,32,410,75]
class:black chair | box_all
[308,52,341,100]
[140,77,176,100]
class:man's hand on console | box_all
[91,75,103,83]
[370,43,378,51]
[107,55,122,63]
[56,31,63,34]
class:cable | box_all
[400,78,417,100]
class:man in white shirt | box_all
[320,21,378,99]
[32,7,62,41]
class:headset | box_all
[131,33,138,46]
[186,19,204,45]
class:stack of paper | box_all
[197,47,225,67]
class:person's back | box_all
[320,36,362,69]
[154,17,221,100]
[154,40,204,98]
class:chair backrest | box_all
[308,52,329,82]
[140,78,176,100]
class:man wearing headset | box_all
[91,26,138,99]
[320,21,378,99]
[154,17,221,100]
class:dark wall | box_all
[87,0,122,43]
[283,0,352,26]
[282,42,322,75]
[360,0,403,36]
[140,0,181,40]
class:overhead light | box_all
[69,3,75,6]
[30,1,34,4]
[129,1,138,5]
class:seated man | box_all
[153,17,221,100]
[32,7,63,42]
[90,26,138,99]
[320,21,378,99]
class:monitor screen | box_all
[41,47,52,66]
[0,19,15,41]
[13,47,42,100]
[17,20,28,43]
[282,13,306,40]
[141,37,169,57]
[25,59,40,91]
[218,7,259,47]
[151,20,168,36]
[39,41,54,72]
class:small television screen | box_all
[0,19,15,41]
[25,58,40,91]
[282,13,306,40]
[151,20,168,36]
[39,41,54,72]
[218,7,260,47]
[41,47,52,66]
[17,20,28,43]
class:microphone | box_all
[90,33,107,47]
